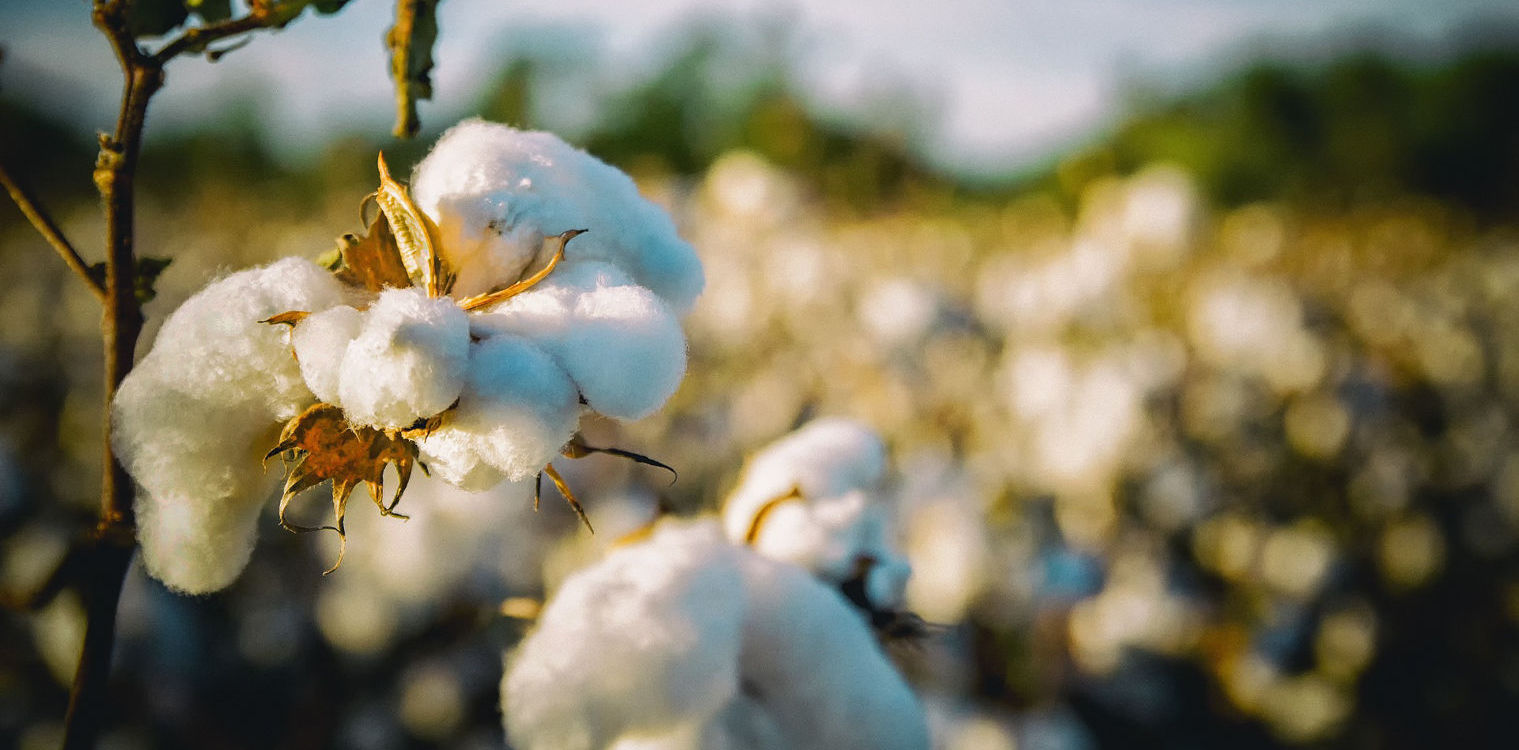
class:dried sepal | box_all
[743,485,804,544]
[261,310,311,327]
[457,229,585,312]
[538,463,594,533]
[560,432,678,484]
[334,213,412,292]
[375,152,452,296]
[266,403,420,574]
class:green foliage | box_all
[126,0,189,37]
[84,256,172,303]
[185,0,231,23]
[1080,44,1519,217]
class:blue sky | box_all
[2,0,1516,174]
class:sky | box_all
[2,0,1516,175]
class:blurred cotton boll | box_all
[502,519,929,750]
[721,419,914,611]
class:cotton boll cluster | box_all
[114,120,704,595]
[722,419,912,611]
[410,119,704,313]
[503,519,929,750]
[112,258,350,593]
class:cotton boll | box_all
[292,305,362,405]
[410,119,704,313]
[338,287,469,429]
[723,419,887,542]
[722,419,887,546]
[722,420,917,611]
[735,549,930,750]
[416,335,579,485]
[504,521,747,750]
[113,258,347,593]
[502,519,928,750]
[474,261,688,421]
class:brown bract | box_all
[264,403,423,574]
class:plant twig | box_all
[0,162,106,301]
[56,4,295,747]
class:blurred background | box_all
[4,1,1519,748]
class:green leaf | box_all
[184,0,231,23]
[89,258,173,304]
[311,0,353,14]
[134,257,172,304]
[126,0,190,37]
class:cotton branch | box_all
[0,162,106,301]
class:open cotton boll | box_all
[504,520,746,750]
[722,418,887,544]
[337,286,469,429]
[410,119,705,313]
[502,519,928,750]
[291,305,362,405]
[415,335,579,485]
[112,257,349,593]
[474,260,687,421]
[722,419,915,611]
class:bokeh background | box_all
[4,1,1519,748]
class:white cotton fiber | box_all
[411,428,508,492]
[337,287,469,429]
[502,519,928,750]
[722,419,913,611]
[410,119,705,313]
[504,520,747,750]
[112,257,349,593]
[415,335,579,486]
[473,260,688,421]
[735,548,930,750]
[291,304,362,405]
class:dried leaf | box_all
[333,213,412,292]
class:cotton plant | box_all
[112,119,702,594]
[503,420,929,750]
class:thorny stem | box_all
[0,163,106,300]
[56,4,290,747]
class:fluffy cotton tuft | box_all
[337,287,470,429]
[291,305,362,405]
[503,519,927,750]
[113,258,349,593]
[410,119,704,313]
[722,419,912,611]
[473,260,687,420]
[416,334,580,485]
